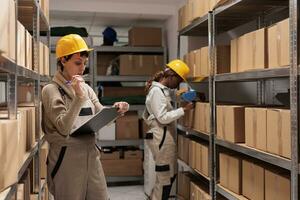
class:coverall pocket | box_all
[155,164,171,185]
[51,146,67,179]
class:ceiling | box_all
[50,0,184,28]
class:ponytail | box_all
[145,70,164,93]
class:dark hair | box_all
[145,68,180,93]
[57,51,89,71]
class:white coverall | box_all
[143,81,185,200]
[41,71,108,200]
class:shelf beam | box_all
[216,139,291,170]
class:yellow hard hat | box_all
[56,34,93,58]
[166,59,190,82]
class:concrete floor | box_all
[108,185,148,200]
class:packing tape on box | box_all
[253,108,257,148]
[154,56,158,66]
[278,111,283,156]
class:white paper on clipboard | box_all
[70,107,119,137]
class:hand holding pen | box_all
[67,75,85,98]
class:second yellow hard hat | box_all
[56,34,93,58]
[166,59,190,82]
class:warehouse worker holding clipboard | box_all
[143,60,193,200]
[41,34,129,200]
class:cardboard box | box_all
[17,183,25,200]
[187,51,195,78]
[193,102,210,134]
[0,0,15,61]
[194,49,202,77]
[268,19,289,68]
[267,109,291,159]
[18,107,36,150]
[242,160,264,200]
[0,120,19,192]
[39,42,44,74]
[238,32,253,72]
[265,169,290,200]
[189,140,196,168]
[200,46,209,77]
[201,144,209,177]
[9,0,15,61]
[116,111,139,140]
[124,150,143,159]
[231,28,267,73]
[230,38,239,73]
[192,0,205,21]
[119,55,163,76]
[101,87,145,97]
[97,54,117,75]
[40,142,48,179]
[97,122,116,141]
[129,27,162,47]
[190,182,197,200]
[195,142,201,173]
[253,28,268,70]
[0,0,10,58]
[178,172,190,200]
[216,45,231,74]
[17,21,26,67]
[25,31,32,70]
[30,195,38,200]
[219,153,242,195]
[180,103,194,128]
[101,158,143,176]
[178,5,187,31]
[44,45,49,76]
[217,105,245,143]
[19,169,30,200]
[178,134,189,164]
[245,107,267,151]
[17,85,34,104]
[100,151,120,160]
[17,109,27,169]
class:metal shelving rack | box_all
[0,0,50,199]
[177,0,299,199]
[92,46,166,183]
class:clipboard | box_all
[71,107,119,137]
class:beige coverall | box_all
[143,81,185,200]
[41,71,108,200]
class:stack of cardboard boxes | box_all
[177,172,191,200]
[189,141,209,178]
[97,27,163,76]
[101,150,143,176]
[179,102,210,135]
[118,55,164,76]
[184,46,230,78]
[231,18,289,73]
[0,0,16,61]
[219,153,291,199]
[98,111,141,141]
[216,105,291,159]
[178,0,228,31]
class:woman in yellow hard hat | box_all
[41,34,129,200]
[143,59,194,200]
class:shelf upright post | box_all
[208,11,216,200]
[32,0,41,195]
[7,0,18,120]
[289,0,299,199]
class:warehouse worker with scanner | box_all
[143,59,194,200]
[41,34,129,200]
